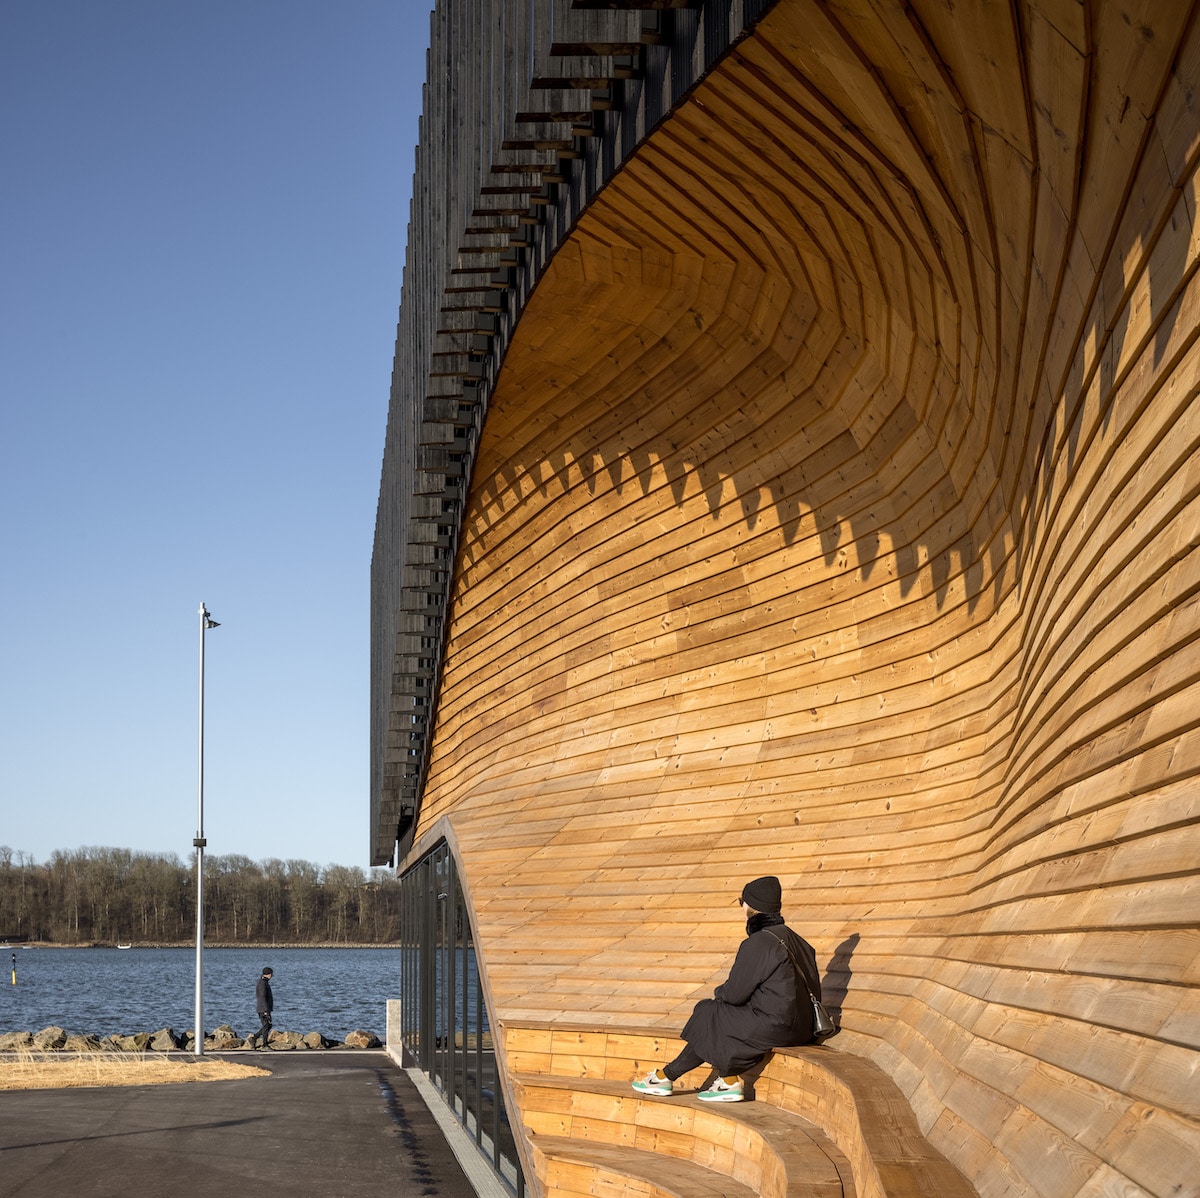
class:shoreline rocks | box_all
[0,1025,382,1053]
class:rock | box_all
[205,1029,243,1051]
[150,1028,181,1051]
[301,1032,327,1050]
[271,1031,305,1050]
[0,1031,33,1051]
[344,1029,381,1049]
[32,1026,67,1051]
[63,1034,105,1053]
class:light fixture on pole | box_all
[194,602,220,1055]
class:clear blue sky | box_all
[1,2,432,869]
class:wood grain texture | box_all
[507,1022,968,1198]
[378,0,1200,1194]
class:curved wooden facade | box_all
[373,2,1200,1195]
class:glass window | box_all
[399,842,525,1195]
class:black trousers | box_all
[662,1045,705,1081]
[256,1010,272,1047]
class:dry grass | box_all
[0,1047,268,1091]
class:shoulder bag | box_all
[768,929,840,1042]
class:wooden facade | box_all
[372,2,1200,1195]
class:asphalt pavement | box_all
[0,1051,484,1198]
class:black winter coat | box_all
[680,914,821,1075]
[256,975,273,1016]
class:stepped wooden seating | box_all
[507,1023,973,1197]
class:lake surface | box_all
[0,946,399,1043]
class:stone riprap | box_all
[0,1026,382,1052]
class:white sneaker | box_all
[631,1071,673,1096]
[698,1077,744,1102]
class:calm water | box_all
[0,947,399,1043]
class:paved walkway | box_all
[0,1051,483,1198]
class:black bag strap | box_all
[766,929,819,1002]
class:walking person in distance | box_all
[632,876,822,1102]
[250,966,274,1050]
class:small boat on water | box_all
[117,943,132,950]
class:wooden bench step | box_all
[517,1074,854,1197]
[505,1026,976,1198]
[529,1135,763,1198]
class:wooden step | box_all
[518,1073,854,1197]
[529,1135,760,1198]
[506,1025,976,1198]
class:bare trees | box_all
[0,846,402,944]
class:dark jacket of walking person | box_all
[632,876,821,1102]
[252,967,274,1049]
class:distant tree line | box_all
[0,846,403,945]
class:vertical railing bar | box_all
[447,848,455,1100]
[475,963,484,1146]
[459,870,469,1123]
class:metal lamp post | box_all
[194,602,220,1054]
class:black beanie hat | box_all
[740,876,782,914]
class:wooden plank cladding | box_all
[373,1,1200,1195]
[371,0,775,867]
